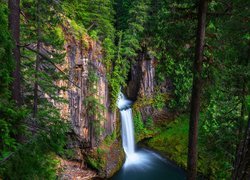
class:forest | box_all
[0,0,249,179]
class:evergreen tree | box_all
[8,0,22,105]
[187,0,208,179]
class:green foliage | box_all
[133,96,153,111]
[133,112,155,142]
[133,91,168,112]
[0,2,29,165]
[0,3,13,96]
[198,90,241,179]
[147,114,240,179]
[0,137,61,179]
[85,129,119,171]
[86,156,100,170]
[86,147,107,170]
[133,112,145,139]
[153,92,167,110]
[61,0,115,40]
[102,37,115,73]
[147,115,189,167]
[0,3,15,160]
[0,0,248,178]
[89,30,98,41]
[0,107,69,178]
[156,53,193,110]
[104,131,117,146]
[0,1,70,178]
[145,116,154,130]
[0,105,28,161]
[85,66,106,140]
[108,32,130,110]
[117,0,150,58]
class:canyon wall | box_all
[58,25,117,149]
[126,50,156,121]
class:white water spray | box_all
[120,109,135,155]
[113,93,187,179]
[117,93,135,155]
[118,92,149,167]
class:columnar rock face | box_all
[138,56,155,98]
[127,51,156,121]
[60,26,116,148]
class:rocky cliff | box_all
[55,23,124,178]
[59,24,117,148]
[127,50,156,121]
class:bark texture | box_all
[187,0,208,179]
[8,0,22,105]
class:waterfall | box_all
[117,93,135,156]
[113,94,187,179]
[120,109,135,155]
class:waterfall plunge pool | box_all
[114,93,186,180]
[111,148,186,180]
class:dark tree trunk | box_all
[187,0,208,179]
[239,79,246,137]
[33,0,41,118]
[8,0,22,106]
[33,40,40,118]
[233,114,250,179]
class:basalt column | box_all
[127,50,156,121]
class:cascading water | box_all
[113,92,186,179]
[120,109,135,155]
[117,93,151,167]
[117,93,135,157]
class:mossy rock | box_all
[104,139,125,178]
[85,135,125,178]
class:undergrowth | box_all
[146,115,232,179]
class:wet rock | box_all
[126,50,156,121]
[127,51,155,101]
[105,140,125,178]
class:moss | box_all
[85,126,125,178]
[105,139,125,178]
[133,96,154,111]
[145,114,232,179]
[103,131,117,146]
[86,156,100,170]
[146,115,188,169]
[132,92,169,111]
[132,111,159,142]
[68,19,86,38]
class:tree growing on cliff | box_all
[187,0,208,179]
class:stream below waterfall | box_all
[111,148,186,180]
[114,93,186,180]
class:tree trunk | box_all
[233,113,250,179]
[33,0,41,118]
[33,41,40,118]
[8,0,22,106]
[187,0,208,179]
[239,79,246,137]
